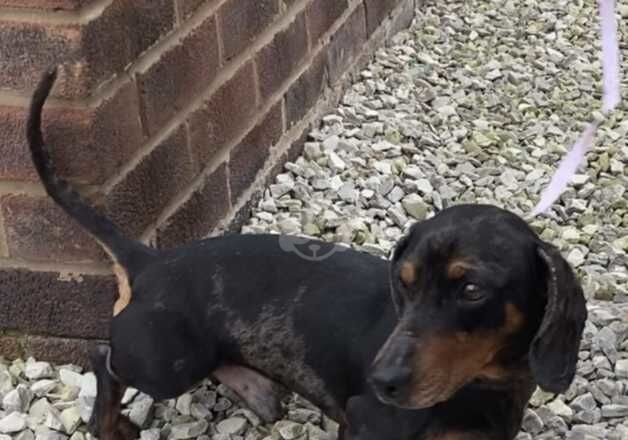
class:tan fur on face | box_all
[408,303,524,407]
[446,259,472,280]
[399,261,417,286]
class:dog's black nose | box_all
[370,366,411,401]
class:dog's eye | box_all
[461,283,485,302]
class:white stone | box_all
[168,421,208,440]
[547,399,573,419]
[59,407,81,434]
[415,178,433,194]
[175,394,192,416]
[140,429,160,440]
[58,370,82,390]
[327,152,346,171]
[29,398,51,422]
[78,373,97,398]
[615,359,628,378]
[129,396,154,428]
[567,248,585,267]
[216,417,247,435]
[402,194,428,220]
[322,135,339,151]
[44,407,64,432]
[2,385,32,413]
[0,412,27,434]
[15,429,35,440]
[35,429,67,440]
[274,421,304,440]
[25,363,54,381]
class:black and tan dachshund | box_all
[27,68,586,440]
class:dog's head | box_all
[370,204,587,409]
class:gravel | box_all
[3,0,628,439]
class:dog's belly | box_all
[223,306,343,419]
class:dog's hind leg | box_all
[212,365,288,423]
[89,345,139,440]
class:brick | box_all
[0,0,91,10]
[156,163,228,248]
[0,0,175,99]
[138,15,220,136]
[266,124,311,187]
[286,124,310,163]
[306,0,348,45]
[82,0,176,92]
[285,50,327,127]
[389,0,415,36]
[363,0,400,36]
[188,62,257,167]
[0,20,83,97]
[256,12,308,101]
[326,4,367,84]
[53,80,144,184]
[226,188,263,234]
[229,103,282,204]
[26,336,94,368]
[1,194,106,262]
[176,0,213,20]
[105,125,196,238]
[0,335,21,359]
[0,268,115,339]
[0,80,144,184]
[218,0,279,61]
[0,105,39,181]
[0,335,94,368]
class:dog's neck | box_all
[469,356,534,392]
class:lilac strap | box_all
[599,0,621,112]
[531,122,598,216]
[531,0,621,216]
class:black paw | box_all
[116,415,140,440]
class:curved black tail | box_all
[27,67,156,274]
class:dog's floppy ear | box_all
[529,242,587,393]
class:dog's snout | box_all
[370,366,411,402]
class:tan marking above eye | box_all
[447,259,472,280]
[399,261,417,286]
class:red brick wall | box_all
[0,0,416,365]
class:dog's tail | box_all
[27,67,156,274]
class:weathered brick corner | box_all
[0,0,417,365]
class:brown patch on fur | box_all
[90,238,133,317]
[446,259,472,280]
[503,303,525,333]
[112,263,132,316]
[212,365,286,423]
[408,303,524,407]
[399,260,417,286]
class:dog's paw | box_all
[87,414,100,437]
[116,415,140,440]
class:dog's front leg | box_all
[89,345,140,440]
